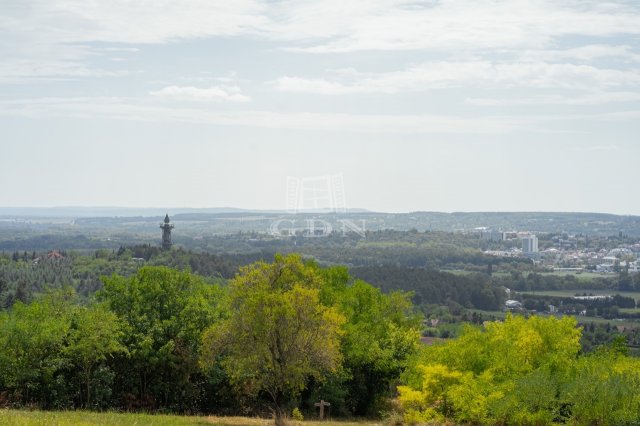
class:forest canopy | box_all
[0,255,421,418]
[398,315,640,425]
[1,253,639,424]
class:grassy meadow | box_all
[519,289,640,301]
[0,410,383,426]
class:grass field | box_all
[572,315,640,328]
[519,289,640,301]
[0,410,383,426]
[466,310,640,328]
[529,271,604,280]
[467,309,507,319]
[445,270,608,281]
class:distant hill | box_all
[0,206,371,218]
[1,208,639,237]
[0,207,250,217]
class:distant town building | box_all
[505,300,523,310]
[596,263,615,273]
[572,295,612,301]
[480,229,504,242]
[160,214,174,250]
[501,231,518,240]
[522,235,539,254]
[609,247,633,257]
[47,250,64,260]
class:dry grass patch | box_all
[0,410,383,426]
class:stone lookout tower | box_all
[160,214,174,250]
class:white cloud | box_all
[0,0,267,82]
[274,61,640,94]
[4,0,268,45]
[0,59,131,83]
[520,45,640,63]
[274,77,353,94]
[1,0,639,83]
[149,85,251,102]
[2,95,636,134]
[0,97,526,134]
[275,0,640,53]
[593,110,640,121]
[466,92,640,106]
[178,72,245,84]
[97,47,140,53]
[3,0,640,51]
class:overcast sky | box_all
[1,1,639,214]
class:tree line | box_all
[0,255,421,422]
[398,315,640,425]
[352,266,506,311]
[2,253,639,424]
[0,246,271,308]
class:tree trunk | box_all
[273,406,286,426]
[85,364,92,409]
[272,391,287,426]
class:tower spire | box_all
[160,213,174,250]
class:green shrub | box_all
[292,407,304,421]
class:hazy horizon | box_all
[0,205,638,218]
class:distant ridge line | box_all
[0,207,638,218]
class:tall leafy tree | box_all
[99,266,222,411]
[64,304,126,408]
[203,254,344,426]
[0,289,74,407]
[318,266,422,416]
[398,315,583,424]
[566,347,640,424]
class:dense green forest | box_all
[1,243,637,320]
[1,256,639,425]
[0,255,420,422]
[1,226,639,423]
[0,246,272,307]
[351,266,505,310]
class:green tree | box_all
[99,266,222,411]
[319,268,421,416]
[203,254,344,426]
[399,315,582,424]
[64,304,127,408]
[566,350,640,424]
[0,277,8,309]
[0,289,74,407]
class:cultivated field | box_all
[519,289,640,301]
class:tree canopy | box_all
[202,254,345,425]
[398,314,640,425]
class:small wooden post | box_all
[314,399,331,420]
